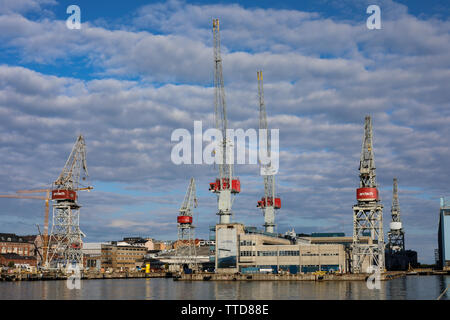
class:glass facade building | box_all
[437,197,450,270]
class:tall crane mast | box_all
[209,19,240,224]
[176,178,198,269]
[387,178,405,253]
[351,116,385,273]
[256,71,280,233]
[47,134,90,270]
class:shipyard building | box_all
[214,223,372,274]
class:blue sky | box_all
[0,0,449,264]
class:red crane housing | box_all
[209,178,241,194]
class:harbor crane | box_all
[351,116,385,273]
[176,178,198,270]
[256,71,280,233]
[387,178,405,253]
[209,19,240,224]
[46,134,91,270]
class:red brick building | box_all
[0,233,39,266]
[0,253,37,267]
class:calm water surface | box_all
[0,275,448,300]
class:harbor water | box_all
[0,275,449,300]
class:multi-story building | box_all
[0,233,39,268]
[82,242,105,270]
[215,224,372,274]
[101,242,147,271]
[153,241,172,251]
[437,197,450,270]
[0,233,36,257]
[0,253,37,268]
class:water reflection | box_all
[0,276,448,300]
[438,275,450,300]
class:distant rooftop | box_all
[310,232,346,238]
[244,226,281,238]
[0,233,35,243]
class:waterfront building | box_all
[82,242,106,270]
[101,242,147,271]
[0,233,39,264]
[214,224,369,274]
[437,197,450,270]
[0,253,37,268]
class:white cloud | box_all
[0,0,56,14]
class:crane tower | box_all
[47,135,89,270]
[351,116,385,273]
[209,19,240,224]
[176,178,198,269]
[387,178,405,253]
[256,71,280,233]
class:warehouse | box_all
[214,224,369,274]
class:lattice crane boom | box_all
[179,178,197,217]
[391,178,400,222]
[54,135,88,190]
[359,116,376,188]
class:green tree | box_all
[8,261,15,268]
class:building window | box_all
[240,251,256,257]
[240,240,255,246]
[279,251,300,256]
[257,251,277,256]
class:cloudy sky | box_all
[0,0,449,263]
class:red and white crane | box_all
[209,19,240,224]
[256,71,280,233]
[176,177,198,267]
[351,116,384,273]
[47,134,91,270]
